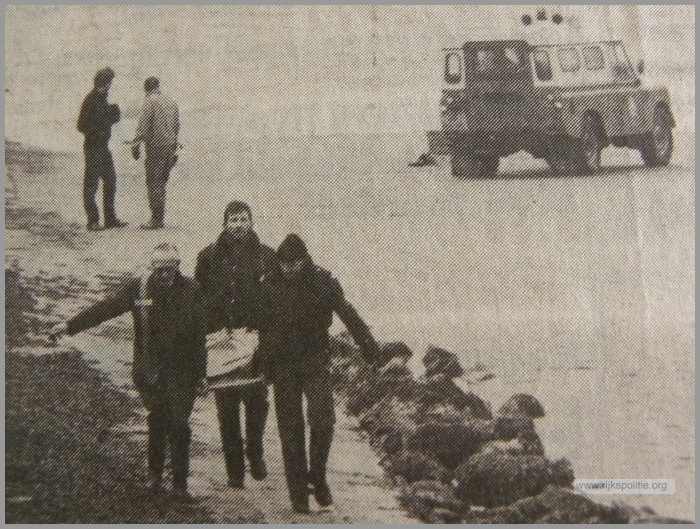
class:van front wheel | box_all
[640,107,673,167]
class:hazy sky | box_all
[5,5,694,149]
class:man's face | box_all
[280,258,308,280]
[151,263,179,289]
[225,211,253,239]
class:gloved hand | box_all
[48,322,68,345]
[360,340,381,366]
[131,143,140,161]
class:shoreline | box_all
[4,140,414,524]
[5,139,694,522]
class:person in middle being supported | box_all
[256,234,381,514]
[195,201,278,488]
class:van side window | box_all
[558,47,581,72]
[504,47,521,67]
[612,43,634,80]
[533,50,552,81]
[445,53,463,84]
[477,49,496,71]
[583,46,605,71]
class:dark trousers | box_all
[139,382,197,489]
[213,382,269,484]
[145,145,176,225]
[83,143,117,225]
[273,367,335,506]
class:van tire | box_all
[640,107,673,167]
[545,138,576,174]
[574,115,603,173]
[451,153,499,178]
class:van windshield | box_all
[465,43,530,83]
[478,47,525,71]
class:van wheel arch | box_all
[653,102,676,128]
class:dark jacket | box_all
[195,231,278,334]
[66,273,207,389]
[77,89,120,147]
[258,263,380,378]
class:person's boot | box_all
[170,426,192,501]
[172,485,195,503]
[224,439,246,489]
[249,456,268,481]
[148,471,163,493]
[228,479,245,489]
[140,220,164,230]
[245,389,269,481]
[104,218,128,229]
[311,479,333,507]
[309,428,334,506]
[291,494,310,514]
[87,222,104,231]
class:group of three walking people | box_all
[50,201,381,513]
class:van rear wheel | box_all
[450,153,499,179]
[545,138,576,174]
[574,115,603,173]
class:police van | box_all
[428,9,675,178]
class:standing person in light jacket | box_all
[77,67,127,231]
[195,201,278,489]
[257,234,380,514]
[49,244,207,502]
[128,77,180,230]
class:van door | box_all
[461,41,534,131]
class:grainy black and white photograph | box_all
[5,4,695,524]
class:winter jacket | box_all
[66,272,207,390]
[195,231,278,334]
[257,263,380,378]
[77,89,120,147]
[133,89,180,152]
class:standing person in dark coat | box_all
[258,234,380,513]
[76,67,127,231]
[49,244,207,502]
[195,201,278,488]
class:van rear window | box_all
[583,46,605,70]
[445,53,463,84]
[558,47,581,72]
[477,50,496,71]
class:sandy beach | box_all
[5,4,695,523]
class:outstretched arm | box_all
[331,280,380,364]
[65,282,135,336]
